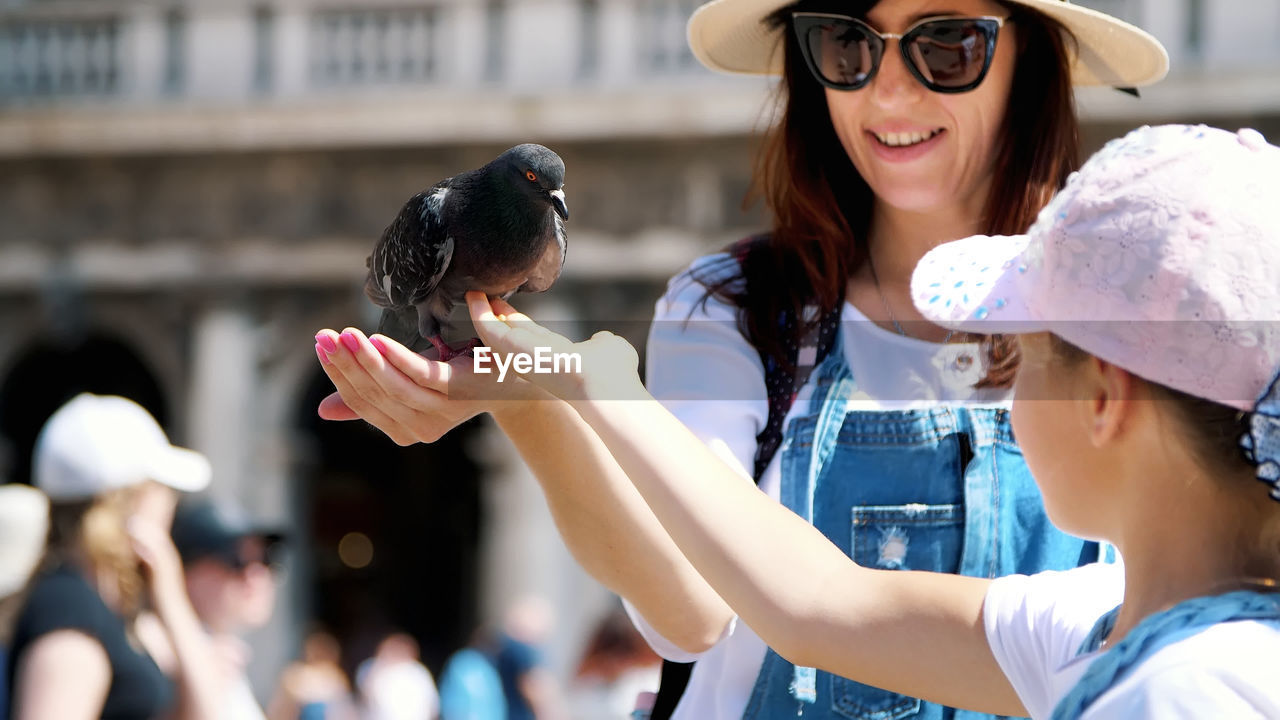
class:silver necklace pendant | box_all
[868,255,954,344]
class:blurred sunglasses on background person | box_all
[171,499,287,575]
[792,13,1006,92]
[225,534,287,574]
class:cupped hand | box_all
[314,325,549,446]
[465,292,645,403]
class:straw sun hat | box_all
[688,0,1168,88]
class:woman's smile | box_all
[866,126,947,162]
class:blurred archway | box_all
[293,367,486,677]
[0,333,167,486]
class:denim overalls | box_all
[742,337,1100,720]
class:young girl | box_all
[314,1,1168,717]
[360,123,1280,716]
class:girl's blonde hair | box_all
[43,485,147,618]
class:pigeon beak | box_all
[549,189,569,221]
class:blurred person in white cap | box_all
[170,499,286,720]
[0,485,48,603]
[452,124,1280,718]
[313,1,1170,719]
[0,484,49,720]
[5,393,224,720]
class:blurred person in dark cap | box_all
[171,499,286,720]
[6,393,221,720]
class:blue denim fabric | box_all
[742,342,1099,720]
[1052,591,1280,720]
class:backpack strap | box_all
[752,302,841,481]
[647,660,693,720]
[647,237,841,720]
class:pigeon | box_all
[365,144,568,359]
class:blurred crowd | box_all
[0,393,659,720]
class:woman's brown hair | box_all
[694,0,1080,384]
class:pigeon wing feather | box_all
[365,181,455,311]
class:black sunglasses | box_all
[792,13,1006,93]
[222,536,285,572]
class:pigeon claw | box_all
[429,335,484,362]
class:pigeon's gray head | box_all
[502,143,569,221]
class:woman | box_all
[313,1,1166,718]
[5,393,221,720]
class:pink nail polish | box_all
[340,332,360,353]
[315,333,338,354]
[315,343,331,366]
[370,336,388,355]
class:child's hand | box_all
[466,291,646,403]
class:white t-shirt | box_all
[357,658,441,720]
[984,562,1280,719]
[628,256,1008,720]
[227,673,269,720]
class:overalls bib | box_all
[743,338,1099,720]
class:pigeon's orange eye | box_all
[526,170,538,182]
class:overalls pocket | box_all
[830,502,964,720]
[850,503,964,572]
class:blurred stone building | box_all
[1,0,1277,700]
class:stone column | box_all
[447,0,488,88]
[187,305,257,504]
[507,0,579,91]
[274,0,312,98]
[186,301,304,701]
[185,3,254,101]
[599,0,639,86]
[123,5,165,100]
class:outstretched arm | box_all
[467,293,1025,716]
[315,328,735,653]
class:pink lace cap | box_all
[911,124,1280,411]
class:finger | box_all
[467,293,561,354]
[342,329,452,411]
[489,297,526,320]
[324,330,473,445]
[369,334,452,394]
[318,331,418,444]
[467,292,515,349]
[334,327,386,372]
[485,298,559,344]
[489,297,555,336]
[317,392,361,421]
[126,519,158,563]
